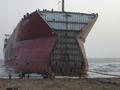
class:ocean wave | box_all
[89,63,120,72]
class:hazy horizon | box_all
[0,0,120,59]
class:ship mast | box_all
[62,0,65,12]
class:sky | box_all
[0,0,120,59]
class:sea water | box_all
[0,58,120,78]
[88,58,120,78]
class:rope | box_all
[88,70,120,77]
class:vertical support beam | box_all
[76,14,98,77]
[62,0,64,12]
[77,38,88,77]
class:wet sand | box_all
[0,78,120,90]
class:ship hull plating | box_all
[4,10,98,77]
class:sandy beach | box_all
[0,78,120,90]
[0,59,120,90]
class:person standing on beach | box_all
[8,72,11,80]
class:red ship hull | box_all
[4,11,57,74]
[4,10,98,77]
[5,38,57,73]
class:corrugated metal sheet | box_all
[38,11,95,31]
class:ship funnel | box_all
[62,0,64,12]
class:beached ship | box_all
[3,0,98,78]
